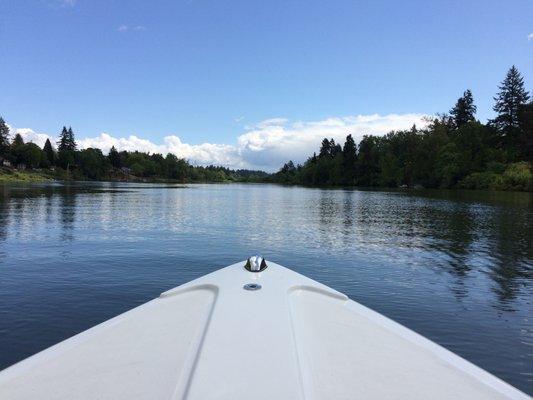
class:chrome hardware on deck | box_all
[244,255,267,272]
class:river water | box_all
[0,182,531,393]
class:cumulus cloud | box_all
[78,133,243,168]
[237,114,427,170]
[528,33,533,41]
[9,113,428,171]
[12,128,52,148]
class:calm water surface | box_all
[0,182,531,393]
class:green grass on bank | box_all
[0,168,54,182]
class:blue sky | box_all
[1,0,532,169]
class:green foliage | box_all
[0,117,10,155]
[518,102,533,160]
[77,148,109,179]
[272,117,531,191]
[268,66,531,192]
[58,149,76,170]
[108,146,121,168]
[20,143,43,168]
[459,172,505,190]
[502,162,532,190]
[459,162,532,191]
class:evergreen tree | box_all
[0,117,10,155]
[319,138,331,158]
[330,138,342,157]
[43,138,55,166]
[10,133,25,164]
[57,127,69,151]
[109,146,121,168]
[342,134,357,184]
[57,126,77,170]
[357,136,381,186]
[280,160,296,174]
[57,126,77,151]
[492,66,530,134]
[450,90,477,128]
[68,127,77,150]
[12,133,24,146]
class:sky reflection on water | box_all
[0,182,531,393]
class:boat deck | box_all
[0,261,528,399]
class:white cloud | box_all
[528,33,533,41]
[8,113,428,171]
[77,133,244,168]
[117,25,146,33]
[60,0,76,7]
[12,128,52,148]
[237,114,427,170]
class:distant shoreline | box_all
[2,167,531,193]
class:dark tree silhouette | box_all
[492,66,530,160]
[43,139,55,166]
[109,146,121,168]
[493,66,530,132]
[450,90,476,128]
[342,134,357,184]
[57,126,77,170]
[319,138,331,158]
[0,117,10,155]
[57,126,77,151]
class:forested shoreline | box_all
[0,66,531,190]
[270,66,532,191]
[0,124,268,183]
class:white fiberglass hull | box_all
[0,260,529,399]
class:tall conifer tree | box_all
[342,134,357,184]
[493,66,530,134]
[450,90,476,128]
[43,138,55,166]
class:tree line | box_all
[270,66,532,191]
[1,65,531,190]
[0,125,267,183]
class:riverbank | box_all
[0,167,260,185]
[0,168,54,182]
[2,163,532,192]
[267,161,533,192]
